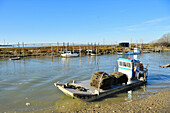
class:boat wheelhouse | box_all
[118,58,144,80]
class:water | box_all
[0,53,170,112]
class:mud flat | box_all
[52,90,170,113]
[76,90,170,113]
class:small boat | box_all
[118,48,141,55]
[54,58,148,101]
[90,53,101,56]
[142,51,150,53]
[61,51,79,57]
[160,64,170,68]
[9,57,21,60]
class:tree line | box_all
[152,33,170,47]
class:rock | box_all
[26,103,30,106]
[95,104,100,108]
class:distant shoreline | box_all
[0,44,170,59]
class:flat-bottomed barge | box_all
[54,58,148,101]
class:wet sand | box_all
[51,90,170,113]
[14,90,169,113]
[75,90,170,113]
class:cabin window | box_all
[119,61,122,66]
[123,62,127,67]
[127,63,131,68]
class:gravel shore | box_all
[29,90,170,113]
[74,90,170,113]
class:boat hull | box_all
[9,57,21,60]
[61,54,79,57]
[54,79,146,102]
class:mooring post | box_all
[4,44,7,57]
[13,44,14,56]
[79,46,81,56]
[66,43,68,52]
[51,44,53,57]
[140,40,142,50]
[95,42,97,55]
[63,42,65,53]
[87,42,89,55]
[112,44,114,54]
[115,41,117,54]
[18,42,20,57]
[67,42,69,51]
[91,43,93,50]
[73,42,74,54]
[22,42,24,57]
[57,42,59,53]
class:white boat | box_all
[142,51,150,53]
[61,51,79,57]
[54,58,148,101]
[90,53,101,56]
[9,57,21,60]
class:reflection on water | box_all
[0,53,170,112]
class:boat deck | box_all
[67,79,140,94]
[55,79,145,101]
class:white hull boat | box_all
[9,57,21,60]
[90,53,101,56]
[61,51,79,57]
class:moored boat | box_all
[90,53,101,56]
[9,57,21,60]
[54,58,148,101]
[61,51,79,57]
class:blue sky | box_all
[0,0,170,44]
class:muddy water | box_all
[0,52,169,112]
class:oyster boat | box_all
[54,58,148,101]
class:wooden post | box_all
[130,39,132,49]
[140,40,142,50]
[79,46,81,56]
[98,42,99,54]
[115,41,117,53]
[18,42,20,57]
[22,42,24,57]
[66,43,68,52]
[13,44,14,56]
[57,42,59,53]
[112,44,114,54]
[63,42,65,52]
[91,43,93,50]
[73,42,74,53]
[95,42,97,55]
[67,42,69,51]
[4,45,7,57]
[51,45,53,57]
[87,42,89,55]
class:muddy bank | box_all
[74,90,170,113]
[50,90,170,113]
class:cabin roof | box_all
[118,58,140,63]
